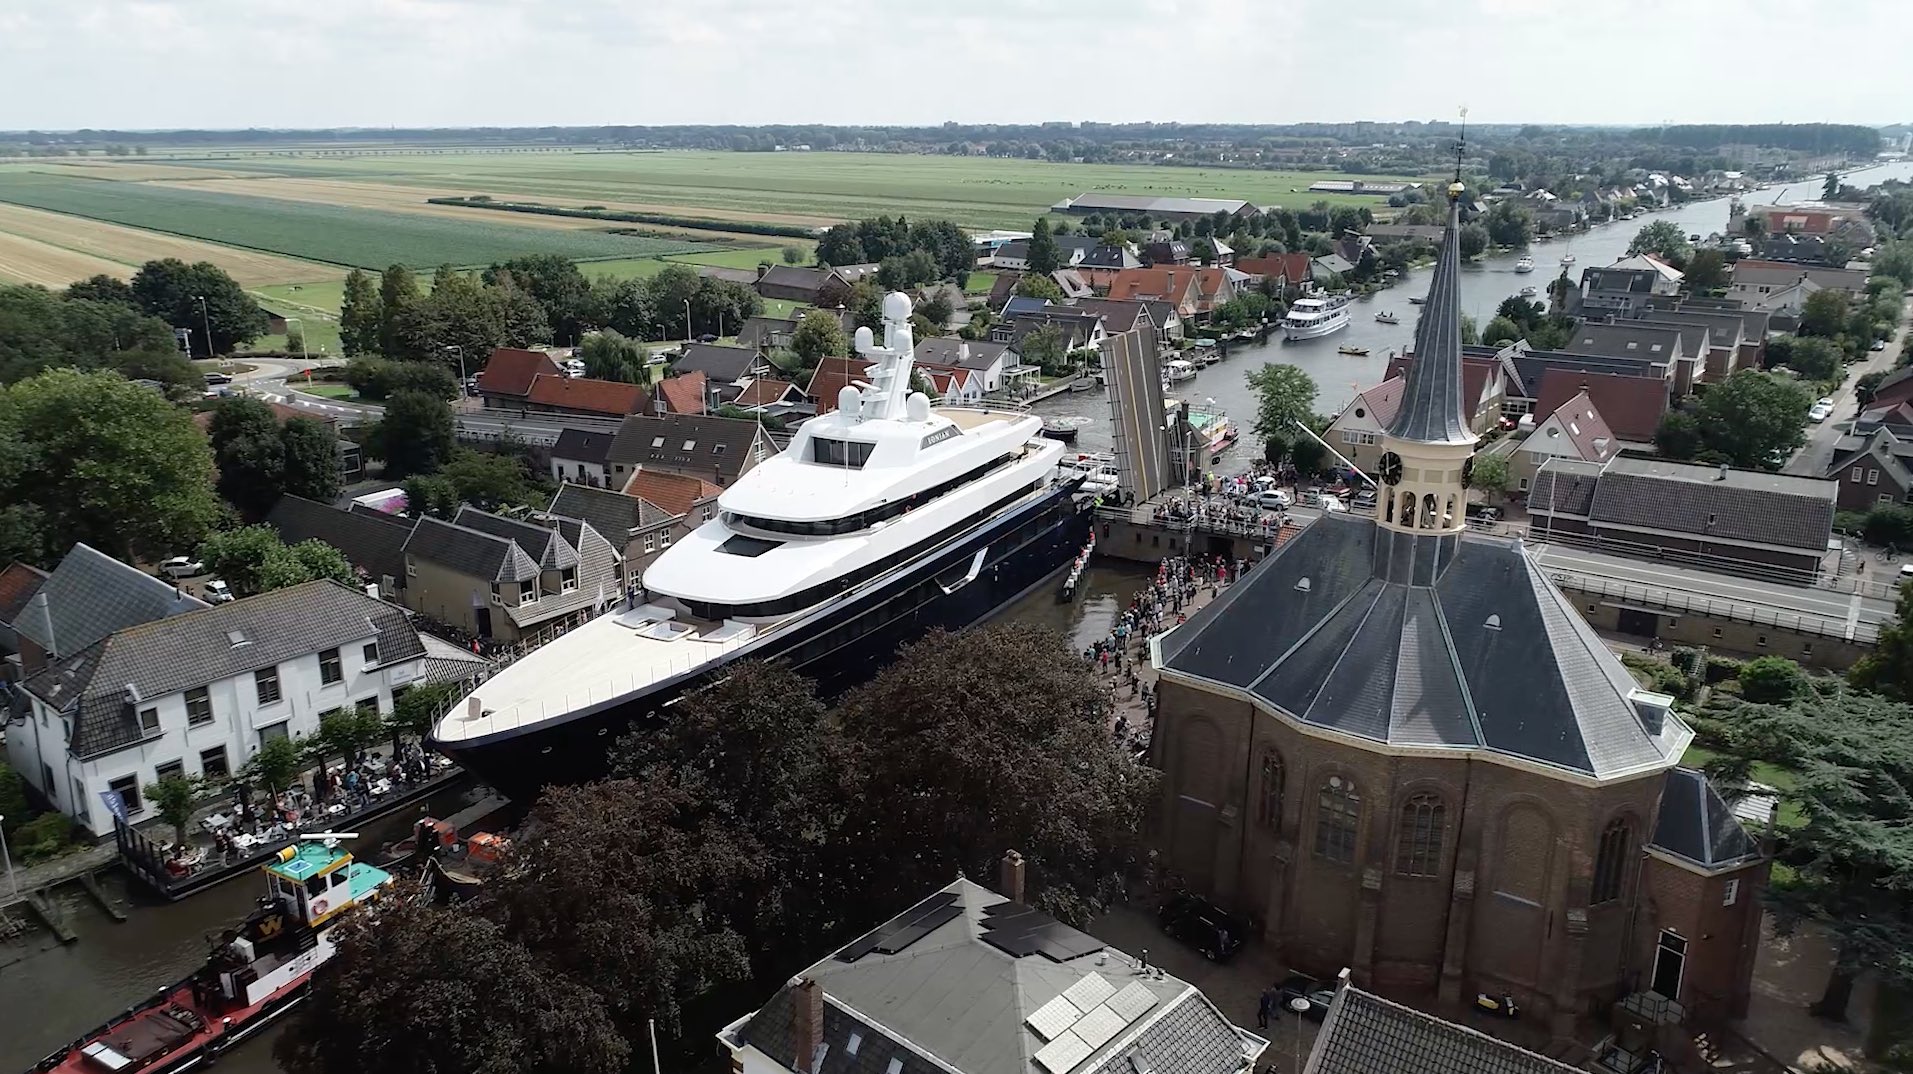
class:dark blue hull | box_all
[432,486,1089,801]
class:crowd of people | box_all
[1083,555,1244,761]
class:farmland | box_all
[0,201,338,286]
[0,172,723,270]
[137,150,1422,229]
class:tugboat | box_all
[1040,416,1087,444]
[34,835,393,1074]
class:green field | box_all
[143,150,1420,229]
[0,172,721,269]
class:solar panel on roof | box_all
[1070,1005,1128,1051]
[1033,921,1104,962]
[1059,972,1117,1012]
[1025,996,1080,1041]
[982,928,1044,958]
[1105,982,1158,1023]
[1033,1032,1095,1074]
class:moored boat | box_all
[1514,255,1535,273]
[1374,312,1399,324]
[1281,292,1352,340]
[1164,358,1198,382]
[1337,345,1370,356]
[34,836,393,1074]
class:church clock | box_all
[1377,451,1404,486]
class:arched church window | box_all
[1314,775,1360,864]
[1395,794,1445,877]
[1258,751,1284,832]
[1592,818,1633,904]
[1421,493,1438,530]
[1400,492,1416,527]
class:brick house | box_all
[1825,402,1913,510]
[1150,195,1768,1035]
[1507,389,1616,495]
[521,374,651,420]
[1324,378,1404,475]
[474,347,564,407]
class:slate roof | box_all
[501,517,623,629]
[1383,355,1499,423]
[14,544,207,660]
[673,343,763,384]
[1305,983,1580,1074]
[0,562,48,628]
[730,878,1256,1074]
[453,506,580,572]
[1651,767,1764,870]
[1388,196,1473,444]
[1141,300,1181,328]
[657,371,709,415]
[548,482,677,545]
[265,495,415,585]
[1528,458,1603,516]
[1635,309,1747,351]
[524,374,650,417]
[626,470,721,517]
[734,377,798,409]
[1732,259,1866,294]
[1586,457,1836,553]
[606,413,770,484]
[1077,246,1141,271]
[915,337,1012,372]
[404,515,539,583]
[1561,323,1685,367]
[1161,517,1689,780]
[1580,267,1658,296]
[475,348,563,398]
[25,580,424,759]
[551,428,616,466]
[1067,298,1153,335]
[757,265,833,296]
[735,316,801,353]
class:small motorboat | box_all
[1040,416,1085,444]
[1408,296,1426,305]
[1069,377,1096,392]
[1337,345,1370,356]
[1374,312,1399,324]
[1164,358,1198,382]
[1514,255,1535,273]
[1560,253,1576,266]
[1518,286,1538,298]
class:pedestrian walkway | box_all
[1735,914,1874,1072]
[0,841,118,912]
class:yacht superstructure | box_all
[432,293,1089,799]
[1281,293,1351,340]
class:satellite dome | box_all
[883,291,913,323]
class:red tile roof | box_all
[806,357,872,415]
[734,377,796,408]
[524,374,650,417]
[1538,390,1618,462]
[1237,254,1313,286]
[623,469,721,518]
[1533,368,1668,442]
[1106,267,1200,306]
[656,371,708,415]
[476,348,564,398]
[0,561,48,625]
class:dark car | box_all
[1157,894,1250,962]
[202,371,234,385]
[1464,503,1502,523]
[1276,974,1336,1021]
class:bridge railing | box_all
[1548,570,1874,644]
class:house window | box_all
[1757,634,1768,647]
[682,439,696,451]
[520,584,538,606]
[490,582,503,605]
[406,561,417,577]
[1722,878,1741,906]
[1258,752,1284,832]
[1395,794,1445,877]
[154,760,185,784]
[561,567,578,592]
[643,533,657,553]
[1314,776,1360,864]
[1852,467,1863,481]
[660,531,673,547]
[1591,818,1633,904]
[362,642,379,666]
[1868,469,1880,485]
[185,687,213,727]
[199,745,230,780]
[1803,643,1814,657]
[108,775,143,816]
[713,444,727,455]
[652,437,664,448]
[258,723,289,748]
[319,648,343,685]
[357,696,380,715]
[138,707,161,735]
[255,666,282,705]
[1712,627,1724,639]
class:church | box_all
[1147,178,1770,1037]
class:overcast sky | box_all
[3,0,1905,131]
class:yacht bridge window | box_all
[812,438,875,468]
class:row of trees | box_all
[203,397,343,516]
[278,624,1154,1074]
[0,281,197,390]
[813,215,972,280]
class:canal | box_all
[0,566,1155,1074]
[1035,161,1913,462]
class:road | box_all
[1786,296,1912,478]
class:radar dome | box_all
[853,326,874,352]
[883,291,913,323]
[905,392,931,422]
[837,386,862,418]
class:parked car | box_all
[1251,489,1291,511]
[1809,400,1835,423]
[1301,488,1326,508]
[202,371,233,386]
[562,358,587,378]
[203,579,234,604]
[1464,503,1502,523]
[1157,894,1250,962]
[160,556,204,580]
[1276,974,1336,1022]
[1873,339,1888,352]
[1319,497,1348,513]
[463,376,480,395]
[1351,488,1378,510]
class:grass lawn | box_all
[238,322,344,359]
[299,382,360,400]
[664,245,794,271]
[965,270,997,294]
[1680,742,1803,829]
[762,298,803,319]
[574,257,674,282]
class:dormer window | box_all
[652,437,664,448]
[682,440,696,451]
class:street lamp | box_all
[194,295,217,364]
[0,813,15,900]
[684,300,693,346]
[443,345,467,396]
[1287,997,1311,1074]
[282,317,311,365]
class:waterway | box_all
[0,567,1155,1074]
[1036,161,1913,462]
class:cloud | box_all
[1,0,1905,129]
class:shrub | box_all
[1739,656,1808,704]
[1705,654,1745,685]
[1621,652,1693,700]
[14,812,75,862]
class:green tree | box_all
[309,705,385,773]
[142,775,204,845]
[1824,171,1842,200]
[1739,655,1808,704]
[483,256,593,346]
[876,250,939,291]
[1799,289,1850,339]
[280,417,342,503]
[0,762,29,834]
[1026,217,1060,275]
[789,310,849,363]
[1684,248,1728,293]
[1482,200,1532,247]
[1778,336,1841,381]
[385,682,458,755]
[379,391,455,480]
[1015,274,1064,302]
[1852,587,1913,699]
[337,269,382,356]
[1192,237,1217,265]
[377,265,421,358]
[590,277,656,340]
[917,290,955,329]
[780,246,804,265]
[1457,223,1489,260]
[1019,324,1067,375]
[1654,410,1702,460]
[1245,362,1319,464]
[648,264,701,339]
[1696,370,1810,468]
[401,474,459,519]
[1482,315,1523,345]
[1467,452,1511,501]
[199,524,341,597]
[0,368,218,564]
[129,259,269,355]
[577,329,648,383]
[0,284,189,388]
[244,734,304,797]
[63,274,137,308]
[277,902,629,1074]
[1859,370,1890,407]
[288,538,354,586]
[441,449,535,512]
[1626,220,1693,267]
[206,396,284,517]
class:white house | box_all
[1324,377,1405,475]
[1607,253,1684,294]
[10,559,439,837]
[549,427,616,489]
[913,337,1015,393]
[1510,389,1616,493]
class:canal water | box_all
[0,568,1154,1074]
[1037,161,1913,461]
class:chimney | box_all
[1717,462,1729,481]
[756,263,771,281]
[999,849,1026,904]
[791,977,825,1074]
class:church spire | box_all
[1385,124,1476,447]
